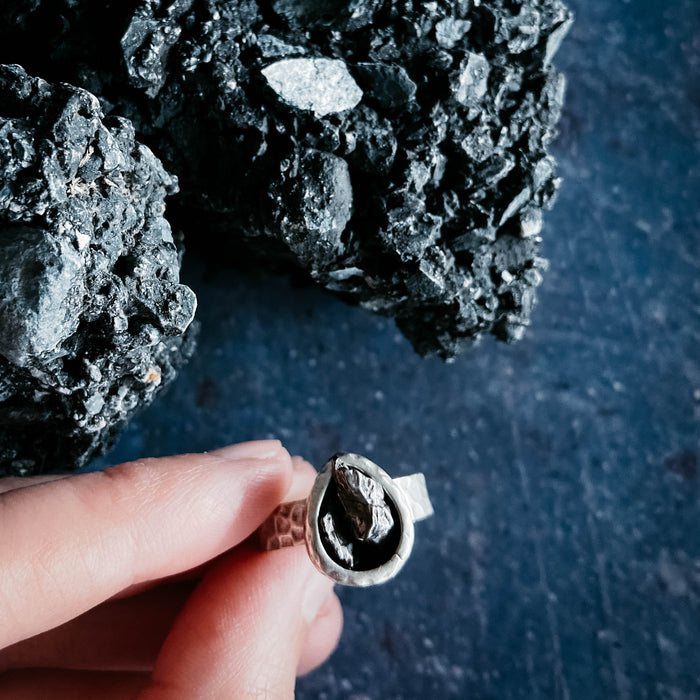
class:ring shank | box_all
[393,473,434,522]
[257,500,307,550]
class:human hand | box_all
[0,441,342,699]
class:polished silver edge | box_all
[305,453,415,587]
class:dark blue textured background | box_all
[92,0,700,697]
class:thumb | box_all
[139,460,342,700]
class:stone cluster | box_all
[1,0,572,357]
[0,0,571,472]
[0,65,196,475]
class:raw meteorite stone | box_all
[319,460,398,570]
[0,0,572,357]
[0,64,197,476]
[321,511,355,569]
[334,461,394,543]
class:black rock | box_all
[0,227,85,367]
[0,0,572,358]
[354,63,417,112]
[319,459,397,571]
[0,65,197,476]
[334,461,394,543]
[264,149,354,274]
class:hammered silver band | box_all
[256,453,433,586]
[258,500,308,550]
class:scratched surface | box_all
[92,0,700,697]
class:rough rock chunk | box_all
[321,511,355,568]
[354,64,417,112]
[265,149,353,274]
[0,226,85,366]
[435,18,472,49]
[334,461,394,543]
[0,0,573,358]
[0,64,196,475]
[319,459,397,571]
[261,58,363,117]
[453,52,491,110]
[121,0,193,98]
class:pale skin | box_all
[0,440,343,699]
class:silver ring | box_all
[256,453,433,586]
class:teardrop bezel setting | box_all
[305,453,416,586]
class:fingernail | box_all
[287,464,317,502]
[302,568,335,623]
[291,456,309,470]
[209,440,283,461]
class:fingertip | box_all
[287,457,317,500]
[240,450,295,518]
[291,456,314,472]
[209,441,295,515]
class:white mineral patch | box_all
[261,58,363,118]
[435,18,471,49]
[75,232,91,250]
[328,267,365,281]
[454,52,490,106]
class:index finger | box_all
[0,440,292,649]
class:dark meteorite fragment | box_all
[0,0,572,357]
[319,460,400,571]
[334,461,394,543]
[0,64,197,476]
